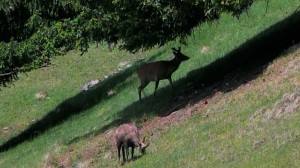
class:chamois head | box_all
[139,137,150,155]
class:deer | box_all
[137,47,189,101]
[114,123,150,163]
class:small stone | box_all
[201,46,210,54]
[107,90,115,96]
[252,140,264,149]
[35,91,47,100]
[104,152,112,159]
[2,127,10,133]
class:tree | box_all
[0,0,254,86]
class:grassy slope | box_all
[128,49,300,168]
[0,0,299,167]
[0,46,145,144]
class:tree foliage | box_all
[0,0,254,86]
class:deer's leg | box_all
[168,77,175,96]
[168,77,174,91]
[154,80,160,96]
[138,80,149,101]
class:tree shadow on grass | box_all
[1,11,300,152]
[0,48,167,152]
[79,10,300,142]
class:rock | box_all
[82,80,100,91]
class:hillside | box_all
[45,42,300,167]
[0,0,300,167]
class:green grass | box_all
[0,46,145,144]
[0,0,300,167]
[122,52,300,168]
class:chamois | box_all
[114,124,149,162]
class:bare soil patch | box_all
[141,43,300,138]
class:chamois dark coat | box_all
[114,124,149,162]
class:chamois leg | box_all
[125,145,129,162]
[117,144,122,162]
[154,80,160,96]
[131,147,134,161]
[138,80,149,101]
[122,146,126,162]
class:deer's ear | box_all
[172,47,178,53]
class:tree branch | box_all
[0,71,16,77]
